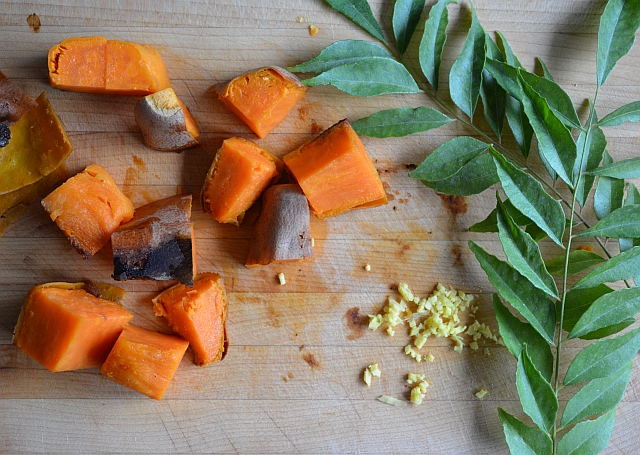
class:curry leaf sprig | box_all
[287,0,640,454]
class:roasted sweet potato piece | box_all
[246,184,314,267]
[215,66,308,138]
[152,272,228,366]
[283,119,387,219]
[134,88,199,151]
[41,164,134,258]
[101,324,189,400]
[201,137,282,225]
[48,36,171,96]
[0,69,38,126]
[13,282,132,372]
[112,193,196,286]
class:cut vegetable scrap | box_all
[363,363,381,386]
[278,272,286,285]
[377,395,407,407]
[409,378,430,406]
[475,388,488,400]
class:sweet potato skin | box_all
[0,69,38,125]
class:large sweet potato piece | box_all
[101,324,189,400]
[41,164,134,258]
[112,193,196,286]
[13,282,132,372]
[152,272,228,366]
[246,184,313,267]
[201,137,282,225]
[215,66,307,138]
[283,119,387,219]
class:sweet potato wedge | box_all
[13,282,132,372]
[215,66,307,138]
[112,193,196,286]
[0,69,38,126]
[152,272,228,366]
[246,184,314,267]
[101,324,189,400]
[41,164,134,258]
[283,119,387,219]
[201,137,282,225]
[48,36,171,96]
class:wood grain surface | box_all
[1,1,639,453]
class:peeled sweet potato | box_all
[13,282,132,372]
[101,324,189,400]
[0,69,38,126]
[215,66,308,138]
[134,87,200,151]
[201,137,282,225]
[48,36,171,96]
[152,272,228,366]
[246,184,313,267]
[112,193,196,286]
[283,119,387,219]
[41,164,134,258]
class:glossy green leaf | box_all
[418,0,457,91]
[490,147,566,246]
[493,294,553,382]
[421,153,498,196]
[516,344,558,432]
[574,119,607,208]
[480,34,506,140]
[564,326,640,386]
[569,287,640,339]
[324,0,386,42]
[574,245,640,290]
[469,199,533,233]
[561,362,632,428]
[525,223,548,242]
[598,100,640,127]
[536,57,554,81]
[590,156,640,179]
[286,40,391,73]
[302,57,420,96]
[545,250,605,276]
[557,410,616,455]
[393,0,426,54]
[560,284,614,333]
[578,204,640,239]
[484,58,523,100]
[593,151,625,220]
[352,107,452,138]
[579,318,636,340]
[597,0,640,86]
[619,183,640,255]
[409,136,487,181]
[498,408,553,455]
[469,241,556,344]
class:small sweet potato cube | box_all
[152,272,228,366]
[283,119,387,219]
[13,283,132,372]
[101,324,189,400]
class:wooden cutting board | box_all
[1,1,638,453]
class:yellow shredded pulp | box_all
[363,363,381,387]
[475,388,488,400]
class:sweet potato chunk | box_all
[246,184,314,267]
[41,164,134,258]
[112,194,196,286]
[101,324,188,400]
[215,66,308,138]
[201,137,282,225]
[152,272,228,366]
[283,119,387,219]
[13,283,132,372]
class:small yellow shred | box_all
[311,238,315,247]
[363,369,372,387]
[484,348,491,356]
[296,16,308,23]
[475,388,488,400]
[368,363,381,378]
[377,395,407,407]
[277,272,286,285]
[470,341,479,351]
[364,264,371,272]
[425,352,435,362]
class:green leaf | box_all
[352,106,452,138]
[393,0,426,54]
[449,4,485,118]
[544,250,605,276]
[620,183,640,255]
[421,153,498,196]
[574,120,607,208]
[525,223,549,242]
[597,0,640,86]
[496,31,522,68]
[480,34,506,140]
[409,136,487,181]
[498,408,553,455]
[496,195,558,297]
[593,151,625,220]
[324,0,386,43]
[561,284,615,333]
[569,287,640,339]
[469,241,556,344]
[578,204,640,239]
[302,57,420,96]
[579,318,636,340]
[573,245,640,290]
[590,156,640,179]
[598,100,640,127]
[561,362,632,428]
[286,40,391,73]
[516,344,558,433]
[469,199,533,233]
[418,0,457,91]
[557,410,616,455]
[536,57,554,81]
[484,58,523,100]
[490,147,566,247]
[564,326,640,386]
[493,294,553,382]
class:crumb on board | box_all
[278,272,286,285]
[309,25,319,36]
[364,264,371,272]
[475,388,488,400]
[363,363,381,386]
[377,395,407,407]
[296,16,308,23]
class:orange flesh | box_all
[283,120,387,219]
[13,285,133,372]
[100,324,188,400]
[177,98,199,139]
[41,164,134,258]
[153,272,227,366]
[201,137,281,225]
